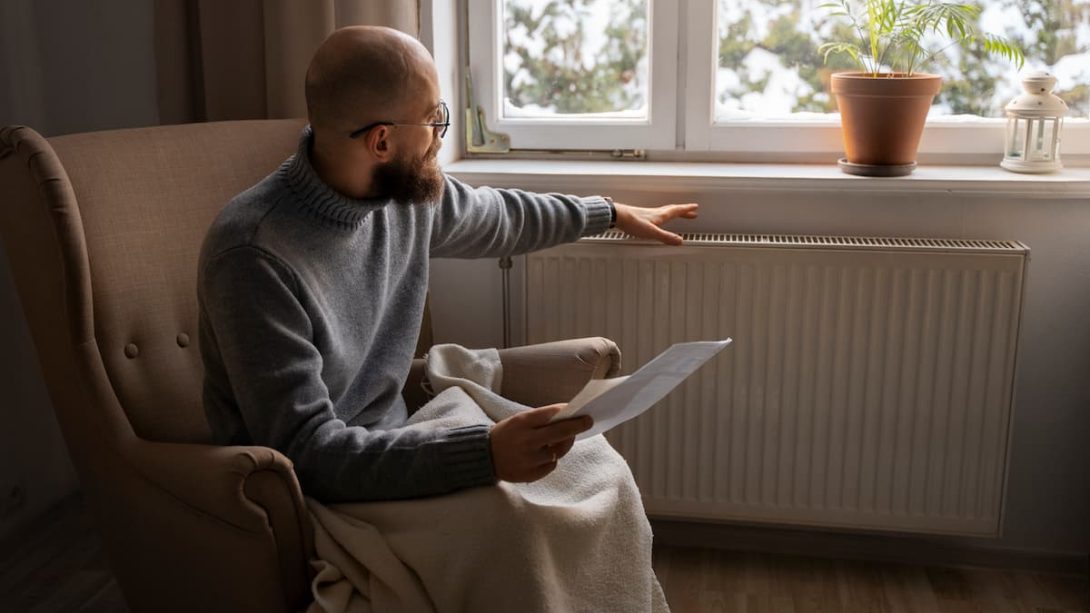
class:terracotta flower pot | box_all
[831,72,942,169]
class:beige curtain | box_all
[154,0,418,124]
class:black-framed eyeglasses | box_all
[349,100,450,140]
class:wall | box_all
[0,0,159,137]
[433,174,1090,557]
[0,0,159,539]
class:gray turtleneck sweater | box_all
[198,129,612,502]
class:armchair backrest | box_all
[0,120,305,444]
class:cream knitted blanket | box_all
[305,343,668,613]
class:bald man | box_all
[198,26,697,503]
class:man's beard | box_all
[371,144,444,205]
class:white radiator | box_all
[524,232,1028,536]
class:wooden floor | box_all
[1,495,1086,613]
[653,546,1088,613]
[0,497,126,613]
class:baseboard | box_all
[650,518,1090,577]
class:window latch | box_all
[464,72,511,154]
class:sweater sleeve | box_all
[199,245,496,502]
[429,175,613,258]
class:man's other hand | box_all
[613,202,699,246]
[489,404,593,483]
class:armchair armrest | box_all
[122,440,303,531]
[498,336,621,407]
[119,439,313,610]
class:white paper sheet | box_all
[551,338,733,439]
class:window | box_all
[466,0,1090,156]
[467,0,678,149]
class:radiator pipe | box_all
[499,255,512,348]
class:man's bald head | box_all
[305,26,437,135]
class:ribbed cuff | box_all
[436,424,496,488]
[580,196,614,237]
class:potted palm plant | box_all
[820,0,1024,175]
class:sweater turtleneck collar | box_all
[278,125,386,228]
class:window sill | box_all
[445,159,1090,200]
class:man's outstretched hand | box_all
[490,404,593,483]
[613,201,700,246]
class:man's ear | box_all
[367,127,395,162]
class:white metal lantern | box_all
[1001,71,1068,173]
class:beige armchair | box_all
[0,120,620,613]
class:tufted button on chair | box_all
[0,121,621,613]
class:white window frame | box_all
[466,0,680,150]
[683,0,1090,158]
[465,0,1090,159]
